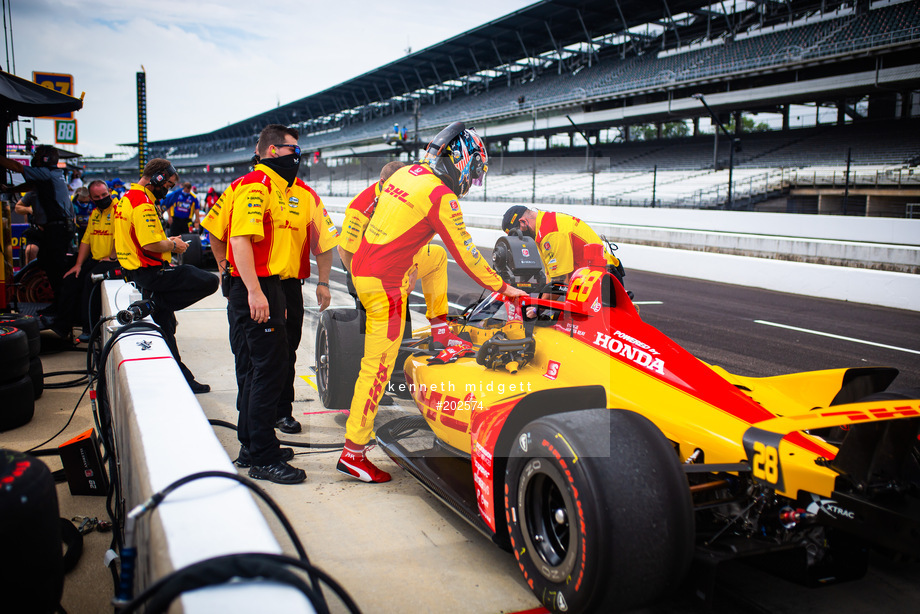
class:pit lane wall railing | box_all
[100,281,312,613]
[323,198,920,312]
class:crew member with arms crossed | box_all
[114,158,219,393]
[338,161,464,350]
[338,121,527,483]
[224,125,307,484]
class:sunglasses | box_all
[273,144,301,156]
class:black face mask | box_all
[261,153,301,186]
[93,195,113,210]
[150,184,169,200]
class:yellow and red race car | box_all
[315,235,920,614]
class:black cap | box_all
[502,205,529,233]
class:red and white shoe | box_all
[337,439,392,483]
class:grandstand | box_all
[81,0,920,216]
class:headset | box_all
[149,163,178,188]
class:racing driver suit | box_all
[346,163,510,454]
[339,180,455,343]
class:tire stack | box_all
[0,313,40,432]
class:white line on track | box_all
[754,320,920,355]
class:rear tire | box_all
[504,409,693,613]
[315,309,364,409]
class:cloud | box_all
[9,0,536,157]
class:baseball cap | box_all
[502,205,529,233]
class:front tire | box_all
[504,409,693,613]
[315,309,363,409]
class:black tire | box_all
[30,356,44,400]
[504,409,694,613]
[0,312,41,357]
[0,374,36,431]
[0,449,64,613]
[180,233,202,268]
[315,308,363,409]
[0,326,30,381]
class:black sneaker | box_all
[275,416,302,434]
[187,379,210,394]
[248,460,306,484]
[235,446,295,468]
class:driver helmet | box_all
[422,121,488,198]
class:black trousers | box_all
[127,264,219,383]
[169,219,191,236]
[279,277,305,421]
[39,222,71,302]
[228,275,288,465]
[55,259,120,333]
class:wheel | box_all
[0,326,30,381]
[0,374,35,431]
[180,234,203,268]
[315,308,364,409]
[504,409,694,613]
[12,260,54,303]
[0,448,64,613]
[29,356,44,400]
[0,313,41,357]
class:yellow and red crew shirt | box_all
[81,200,118,261]
[280,179,339,280]
[226,164,291,278]
[201,177,243,243]
[533,210,619,279]
[339,182,379,256]
[114,184,169,270]
[351,163,506,293]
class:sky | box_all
[5,0,536,158]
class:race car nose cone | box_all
[554,508,567,525]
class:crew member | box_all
[501,205,624,289]
[56,180,121,342]
[338,121,527,483]
[114,158,218,393]
[167,182,201,235]
[338,161,463,350]
[0,145,75,309]
[225,124,306,485]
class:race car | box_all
[315,233,920,613]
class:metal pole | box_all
[591,152,596,206]
[843,146,851,215]
[651,164,657,207]
[531,106,536,204]
[728,139,734,209]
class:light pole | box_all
[693,93,738,210]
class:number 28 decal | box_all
[742,427,785,491]
[751,441,779,483]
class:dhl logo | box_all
[789,404,920,422]
[383,183,410,203]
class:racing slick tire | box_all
[0,375,35,432]
[0,326,31,381]
[315,308,363,409]
[504,409,694,613]
[0,313,41,357]
[180,234,203,268]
